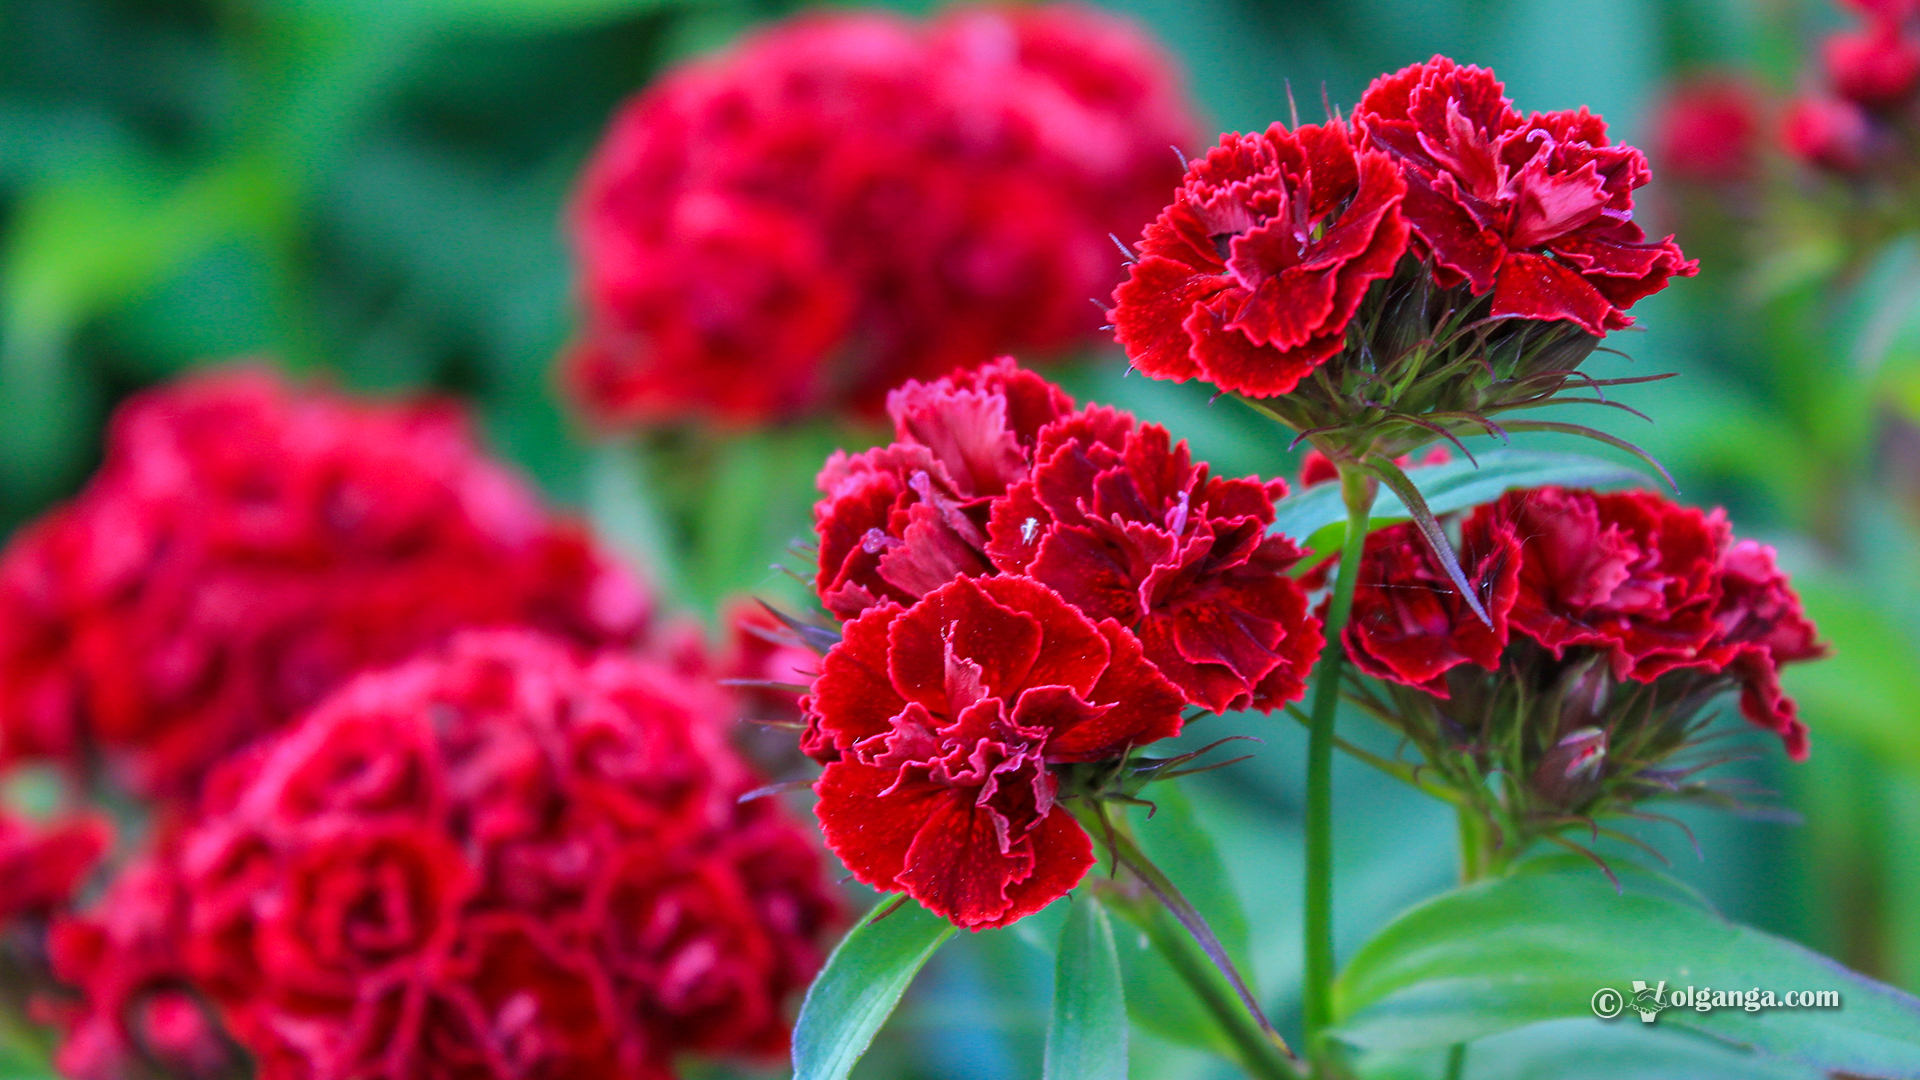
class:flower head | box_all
[1825,20,1920,108]
[0,808,109,927]
[0,369,650,800]
[1110,121,1410,396]
[567,5,1196,425]
[1784,95,1875,172]
[1652,74,1765,183]
[46,630,839,1080]
[986,413,1322,713]
[1342,486,1825,859]
[805,576,1184,927]
[1354,56,1697,335]
[813,358,1074,621]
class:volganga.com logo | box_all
[1591,981,1842,1023]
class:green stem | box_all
[1119,900,1303,1080]
[1456,805,1487,884]
[1302,465,1374,1052]
[1444,1041,1468,1080]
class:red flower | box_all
[1109,120,1410,396]
[985,413,1323,713]
[1784,95,1874,171]
[1470,488,1728,681]
[813,358,1073,621]
[1343,522,1520,696]
[1825,21,1920,108]
[1355,56,1697,335]
[0,369,650,800]
[1652,74,1765,183]
[567,5,1196,424]
[1701,540,1826,759]
[49,631,837,1080]
[0,809,109,925]
[806,576,1184,927]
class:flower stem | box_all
[1301,464,1374,1054]
[1125,900,1303,1080]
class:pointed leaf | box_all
[792,898,957,1080]
[1331,864,1920,1078]
[1045,898,1128,1080]
[1361,454,1491,626]
[1269,449,1649,556]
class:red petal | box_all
[894,786,1037,927]
[805,602,909,755]
[1489,252,1619,334]
[988,810,1094,929]
[1182,294,1327,397]
[1052,620,1186,757]
[1110,256,1224,382]
[888,578,1044,716]
[976,576,1111,695]
[814,761,949,894]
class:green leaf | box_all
[1269,449,1649,557]
[792,898,957,1080]
[1045,898,1127,1080]
[1331,864,1920,1077]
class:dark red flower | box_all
[1470,488,1729,681]
[567,5,1196,424]
[1825,22,1920,108]
[51,631,837,1080]
[1784,95,1874,171]
[985,413,1323,713]
[1652,74,1766,183]
[1109,120,1410,396]
[0,369,650,800]
[1700,540,1826,759]
[1343,521,1520,696]
[1355,56,1697,335]
[0,808,109,925]
[806,576,1184,927]
[813,358,1074,621]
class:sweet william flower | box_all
[0,808,109,926]
[1784,95,1874,172]
[1355,56,1697,335]
[1343,519,1521,697]
[0,368,650,800]
[806,575,1185,928]
[567,5,1196,425]
[985,412,1323,713]
[1825,20,1920,108]
[1652,75,1765,184]
[1109,120,1410,396]
[813,358,1074,621]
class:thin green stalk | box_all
[1122,901,1303,1080]
[1457,805,1488,884]
[1302,464,1374,1052]
[1444,1041,1468,1080]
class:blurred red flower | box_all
[1825,20,1920,108]
[0,809,109,926]
[41,631,839,1080]
[1355,56,1697,334]
[0,369,650,800]
[1108,121,1410,396]
[1784,95,1874,171]
[806,576,1183,927]
[1652,74,1766,183]
[986,411,1321,713]
[567,4,1196,425]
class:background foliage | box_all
[3,0,1917,1077]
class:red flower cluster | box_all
[0,808,109,927]
[803,359,1320,926]
[50,632,839,1080]
[567,4,1196,424]
[812,358,1322,715]
[1785,0,1920,172]
[808,577,1182,928]
[1355,57,1696,336]
[0,369,650,799]
[1108,56,1695,402]
[1110,121,1409,396]
[1652,74,1766,183]
[1345,487,1824,758]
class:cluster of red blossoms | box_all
[1343,487,1824,815]
[1785,0,1920,172]
[46,633,838,1080]
[0,371,839,1080]
[0,370,651,801]
[566,4,1197,424]
[802,358,1323,926]
[1111,55,1696,401]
